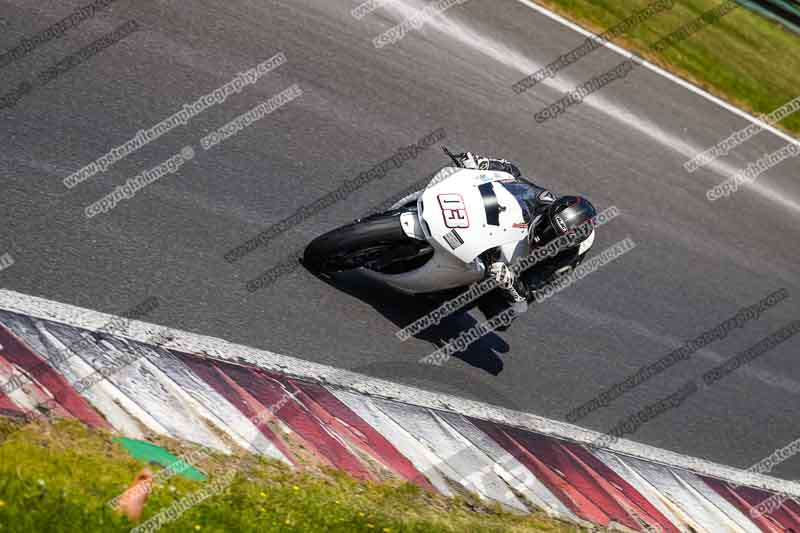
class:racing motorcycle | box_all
[303,147,596,302]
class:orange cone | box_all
[115,468,154,522]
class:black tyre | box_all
[303,212,412,273]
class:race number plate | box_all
[437,193,469,228]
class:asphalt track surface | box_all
[1,0,799,478]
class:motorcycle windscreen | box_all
[419,168,529,263]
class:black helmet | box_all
[531,196,596,246]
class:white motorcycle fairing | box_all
[361,167,530,294]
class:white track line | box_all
[1,288,799,498]
[514,0,800,150]
[380,0,800,212]
[511,0,800,213]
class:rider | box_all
[446,150,597,327]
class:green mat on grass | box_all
[114,437,207,481]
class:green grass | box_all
[532,0,800,135]
[0,419,590,532]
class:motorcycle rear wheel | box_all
[303,212,431,274]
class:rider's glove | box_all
[463,153,493,171]
[458,153,523,178]
[459,152,481,169]
[489,262,515,290]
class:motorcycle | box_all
[303,147,595,299]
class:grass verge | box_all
[529,0,800,135]
[0,418,591,532]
